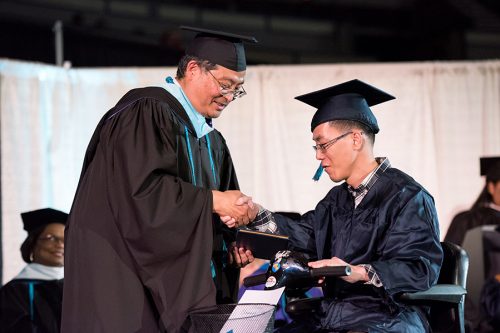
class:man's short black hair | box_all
[329,120,375,145]
[176,55,218,79]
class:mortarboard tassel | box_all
[312,163,324,181]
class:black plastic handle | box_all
[310,265,351,278]
[243,273,268,287]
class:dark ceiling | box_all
[1,0,500,67]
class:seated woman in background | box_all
[0,208,67,333]
[445,157,500,245]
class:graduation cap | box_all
[181,26,258,72]
[21,208,68,233]
[480,156,500,182]
[295,79,395,133]
[297,79,395,181]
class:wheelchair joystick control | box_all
[243,250,351,291]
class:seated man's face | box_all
[312,123,355,183]
[488,180,500,206]
[33,222,65,267]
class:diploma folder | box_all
[235,229,289,260]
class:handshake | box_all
[212,190,259,228]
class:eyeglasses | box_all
[312,131,353,153]
[207,70,247,99]
[38,234,64,244]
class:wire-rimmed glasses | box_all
[312,131,353,153]
[38,234,64,244]
[207,70,246,99]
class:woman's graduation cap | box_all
[181,26,258,72]
[480,156,500,183]
[21,208,68,233]
[295,79,395,133]
[295,79,395,180]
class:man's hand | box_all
[220,197,260,227]
[212,190,252,227]
[236,196,260,222]
[308,256,368,284]
[228,245,255,268]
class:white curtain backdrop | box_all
[1,58,499,284]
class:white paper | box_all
[238,287,285,305]
[219,287,285,333]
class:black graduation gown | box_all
[274,168,443,333]
[444,207,500,246]
[61,87,240,333]
[0,278,63,333]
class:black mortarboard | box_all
[480,157,500,182]
[181,26,258,72]
[295,79,395,133]
[21,208,68,233]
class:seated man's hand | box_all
[308,256,368,284]
[228,245,255,268]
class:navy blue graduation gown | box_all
[62,87,240,333]
[274,167,443,332]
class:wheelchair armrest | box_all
[285,297,323,317]
[399,284,467,304]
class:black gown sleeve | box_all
[274,209,319,258]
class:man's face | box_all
[312,123,355,182]
[188,63,246,119]
[33,222,65,267]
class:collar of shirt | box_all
[488,202,500,212]
[164,76,214,139]
[14,263,64,281]
[347,157,390,207]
